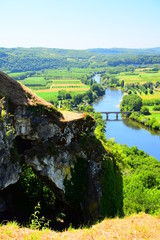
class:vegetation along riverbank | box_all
[101,64,160,131]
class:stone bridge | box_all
[101,111,131,120]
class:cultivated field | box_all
[20,77,46,86]
[146,106,160,123]
[8,67,103,103]
[140,91,160,100]
[9,68,96,102]
[117,69,160,84]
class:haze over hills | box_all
[1,47,160,56]
[0,47,160,72]
[88,47,160,55]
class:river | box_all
[92,75,160,160]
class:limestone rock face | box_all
[0,71,103,221]
[0,115,21,190]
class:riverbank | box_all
[129,111,160,131]
[92,87,160,160]
[120,93,160,131]
[100,66,160,128]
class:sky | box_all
[0,0,160,49]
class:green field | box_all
[50,80,82,84]
[36,90,87,102]
[10,67,99,104]
[49,85,89,89]
[146,106,160,123]
[117,69,160,84]
[40,68,95,79]
[9,71,32,79]
[151,113,160,122]
[19,77,46,86]
[140,91,160,100]
[22,67,96,102]
[36,92,58,102]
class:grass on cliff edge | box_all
[0,213,160,240]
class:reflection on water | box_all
[122,119,142,130]
[123,118,160,136]
[92,78,160,160]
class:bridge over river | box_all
[92,79,160,160]
[101,111,131,120]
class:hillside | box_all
[88,47,160,55]
[1,47,160,72]
[0,71,86,122]
[0,213,160,239]
[0,71,52,107]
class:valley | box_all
[0,47,160,236]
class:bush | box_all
[140,106,150,115]
[145,118,160,130]
[121,95,142,111]
[152,122,160,130]
[149,89,153,94]
[143,99,160,106]
[153,105,160,111]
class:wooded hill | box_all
[1,47,160,72]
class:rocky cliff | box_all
[0,71,106,222]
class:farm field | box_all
[146,106,160,123]
[151,113,160,122]
[117,69,160,84]
[36,90,89,102]
[40,67,101,79]
[50,80,82,84]
[37,87,89,92]
[49,79,89,90]
[132,89,160,124]
[36,92,58,102]
[19,77,46,86]
[9,71,32,79]
[20,77,90,92]
[12,67,101,103]
[9,67,97,99]
[6,67,107,105]
[140,91,160,100]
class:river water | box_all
[92,75,160,160]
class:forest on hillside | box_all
[1,47,160,72]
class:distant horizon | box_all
[0,46,160,51]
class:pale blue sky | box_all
[0,0,160,49]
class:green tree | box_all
[121,80,124,88]
[121,95,142,111]
[140,106,150,115]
